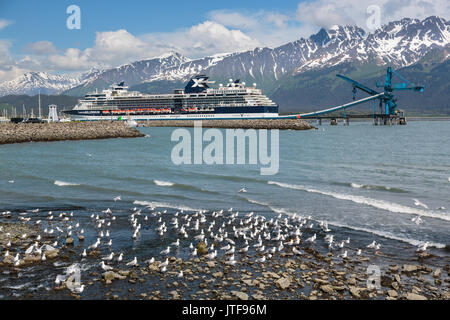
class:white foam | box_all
[133,200,199,212]
[153,180,175,187]
[5,282,31,290]
[54,180,80,187]
[249,196,446,249]
[328,221,446,249]
[268,181,450,222]
[350,183,363,189]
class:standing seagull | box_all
[126,257,138,267]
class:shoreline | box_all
[0,122,144,145]
[0,207,448,300]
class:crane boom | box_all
[336,74,379,96]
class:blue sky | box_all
[0,0,301,52]
[0,0,448,82]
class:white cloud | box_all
[207,10,260,29]
[45,22,261,70]
[206,9,317,48]
[1,0,449,82]
[0,19,13,30]
[296,0,450,29]
[0,40,41,82]
[25,41,57,55]
[142,21,261,58]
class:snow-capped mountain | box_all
[0,68,103,96]
[0,72,81,96]
[297,16,449,72]
[0,16,448,97]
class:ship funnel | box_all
[185,75,210,93]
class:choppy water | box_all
[0,120,449,298]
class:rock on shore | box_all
[139,119,314,130]
[0,122,144,145]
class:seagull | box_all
[113,196,121,202]
[367,241,377,248]
[306,233,316,243]
[73,284,85,294]
[256,256,266,263]
[126,257,138,267]
[411,216,423,225]
[205,250,217,260]
[238,188,247,193]
[159,258,169,268]
[171,239,180,247]
[339,251,348,259]
[55,274,67,285]
[8,180,14,184]
[225,259,237,265]
[102,252,114,261]
[417,242,429,252]
[413,198,428,209]
[160,246,171,255]
[239,245,249,253]
[117,253,123,262]
[356,249,362,256]
[293,247,303,255]
[100,261,113,271]
[177,270,183,278]
[81,249,87,258]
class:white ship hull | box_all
[68,112,280,121]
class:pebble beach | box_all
[0,205,448,300]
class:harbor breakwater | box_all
[0,122,145,145]
[139,119,315,130]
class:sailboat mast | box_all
[38,91,42,118]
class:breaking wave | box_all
[268,181,450,222]
[54,180,80,187]
[153,180,175,187]
[246,197,446,249]
[133,200,200,212]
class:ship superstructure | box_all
[64,75,278,121]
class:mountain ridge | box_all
[0,16,448,115]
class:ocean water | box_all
[0,120,449,298]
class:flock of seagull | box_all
[0,193,436,296]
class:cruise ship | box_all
[64,75,279,121]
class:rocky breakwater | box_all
[139,119,315,130]
[0,122,144,145]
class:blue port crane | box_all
[338,66,424,116]
[281,67,424,119]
